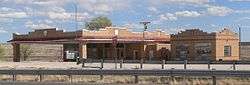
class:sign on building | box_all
[194,43,212,61]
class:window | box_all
[224,46,231,57]
[87,44,97,48]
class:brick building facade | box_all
[170,29,239,61]
[8,27,240,62]
[8,27,170,62]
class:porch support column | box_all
[102,44,105,59]
[12,43,20,62]
[141,44,147,59]
[123,44,126,59]
[79,43,87,59]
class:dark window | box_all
[87,44,97,48]
[117,43,124,48]
[224,46,231,57]
[105,44,111,48]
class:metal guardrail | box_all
[0,69,250,77]
[0,69,250,84]
[85,59,250,64]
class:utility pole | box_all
[238,25,242,60]
[140,21,150,61]
[140,22,150,31]
[74,3,78,34]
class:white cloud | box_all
[206,6,233,16]
[0,28,8,33]
[0,12,28,18]
[0,27,8,33]
[234,17,250,23]
[3,0,70,6]
[157,10,201,22]
[0,7,16,12]
[235,10,250,14]
[229,0,250,2]
[24,6,91,21]
[123,23,144,31]
[0,7,28,18]
[159,13,178,21]
[175,11,201,17]
[2,0,131,17]
[148,7,158,12]
[165,28,185,34]
[150,0,210,5]
[47,12,71,20]
[77,0,131,15]
[44,19,53,24]
[33,0,70,6]
[25,21,54,29]
[0,30,7,33]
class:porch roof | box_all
[8,27,170,44]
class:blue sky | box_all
[0,0,250,42]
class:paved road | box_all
[0,61,249,70]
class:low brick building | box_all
[171,29,239,61]
[8,27,170,62]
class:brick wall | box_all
[0,43,63,62]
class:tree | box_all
[85,16,112,30]
[20,45,33,61]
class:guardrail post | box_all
[212,76,216,85]
[12,74,16,81]
[170,68,174,81]
[68,75,72,83]
[211,68,216,85]
[100,59,104,80]
[82,62,85,67]
[11,68,16,81]
[162,60,165,69]
[100,75,104,80]
[120,59,123,68]
[233,61,236,70]
[134,75,139,84]
[184,60,187,69]
[101,59,104,69]
[115,57,118,69]
[208,61,210,70]
[39,74,43,82]
[140,59,143,69]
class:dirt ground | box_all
[0,62,250,84]
[0,75,250,85]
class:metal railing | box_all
[85,59,250,64]
[0,68,250,85]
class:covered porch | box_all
[8,28,170,62]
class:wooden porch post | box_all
[12,43,20,62]
[141,44,147,59]
[79,43,87,59]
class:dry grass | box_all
[0,75,250,85]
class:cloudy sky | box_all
[0,0,250,42]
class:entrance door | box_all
[149,50,154,61]
[133,50,139,60]
[117,48,124,59]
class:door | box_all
[133,50,139,60]
[149,50,154,61]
